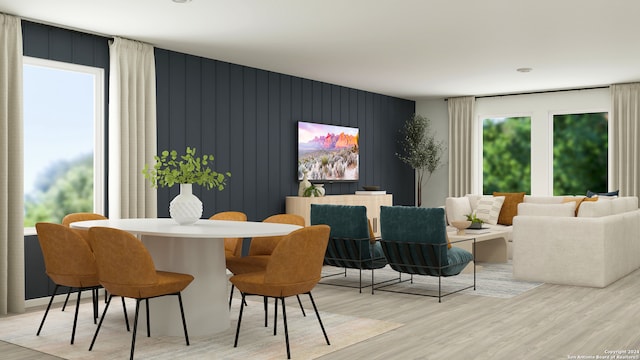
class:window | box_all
[552,112,608,195]
[482,116,531,194]
[23,57,104,230]
[475,88,610,196]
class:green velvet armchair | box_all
[378,206,475,302]
[310,204,388,293]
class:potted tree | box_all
[142,147,231,224]
[396,114,446,207]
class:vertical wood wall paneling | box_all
[229,64,245,217]
[152,49,416,221]
[242,68,258,220]
[255,69,270,219]
[200,58,216,216]
[268,72,281,217]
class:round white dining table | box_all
[71,218,302,337]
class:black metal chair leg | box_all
[92,288,98,323]
[131,299,141,360]
[177,293,190,346]
[121,296,130,331]
[37,284,58,336]
[145,298,150,337]
[229,284,235,309]
[234,293,246,347]
[264,296,268,327]
[308,292,330,345]
[296,295,306,317]
[281,297,291,359]
[273,297,278,336]
[89,294,114,351]
[61,287,71,311]
[70,289,82,344]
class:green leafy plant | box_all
[303,184,323,197]
[142,147,231,190]
[396,113,446,207]
[465,213,484,224]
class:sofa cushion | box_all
[517,202,576,217]
[475,196,505,225]
[577,200,612,217]
[523,196,566,204]
[562,196,597,216]
[493,192,525,226]
[445,197,472,225]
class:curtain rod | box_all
[445,85,610,101]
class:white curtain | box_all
[611,83,640,197]
[109,37,157,219]
[0,13,25,315]
[448,96,475,197]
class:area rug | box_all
[0,299,402,359]
[321,261,543,299]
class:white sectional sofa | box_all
[445,194,640,288]
[512,196,640,288]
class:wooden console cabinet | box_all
[285,194,393,237]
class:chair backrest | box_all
[209,211,248,257]
[35,222,98,287]
[264,225,330,293]
[248,214,305,256]
[310,204,376,264]
[62,212,108,250]
[89,227,158,293]
[380,206,449,270]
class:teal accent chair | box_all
[310,204,387,293]
[377,206,475,302]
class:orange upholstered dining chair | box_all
[35,222,104,345]
[231,224,331,359]
[62,212,108,250]
[226,214,305,311]
[88,226,194,360]
[209,211,248,259]
[60,212,108,309]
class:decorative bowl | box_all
[450,220,472,235]
[362,185,380,191]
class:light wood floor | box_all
[4,267,640,360]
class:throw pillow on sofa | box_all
[493,192,525,226]
[445,197,473,225]
[475,196,505,225]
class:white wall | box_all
[415,99,449,207]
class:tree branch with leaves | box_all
[396,114,446,207]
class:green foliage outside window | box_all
[24,154,93,227]
[483,117,531,194]
[553,113,608,195]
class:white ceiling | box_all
[2,0,639,100]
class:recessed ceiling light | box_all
[517,67,533,73]
[172,0,192,3]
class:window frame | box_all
[22,56,105,235]
[474,88,610,196]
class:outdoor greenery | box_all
[396,113,445,207]
[24,154,93,227]
[142,147,231,190]
[483,117,531,194]
[483,113,608,195]
[552,113,608,195]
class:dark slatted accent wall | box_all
[155,49,415,221]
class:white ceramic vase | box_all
[169,183,203,225]
[298,171,311,196]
